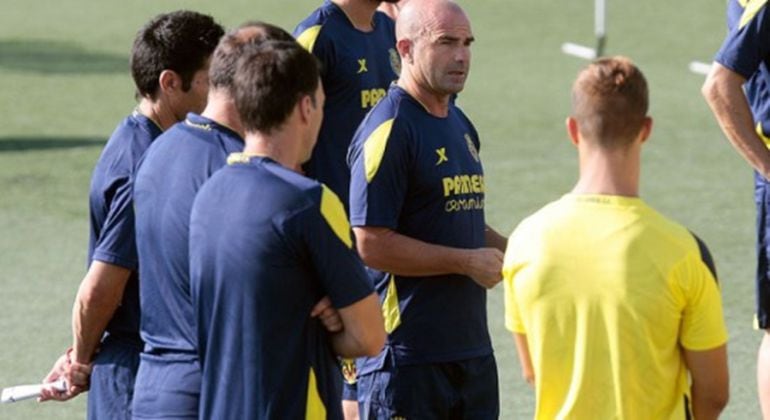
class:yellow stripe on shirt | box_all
[363,119,395,183]
[296,25,322,53]
[757,122,770,149]
[320,185,353,249]
[740,0,768,29]
[305,367,326,420]
[382,274,402,334]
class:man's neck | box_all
[242,130,303,172]
[136,97,177,131]
[572,146,641,197]
[201,89,244,138]
[397,77,451,118]
[333,0,379,31]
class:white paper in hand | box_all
[1,379,67,403]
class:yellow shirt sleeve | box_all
[676,253,729,350]
[503,230,527,334]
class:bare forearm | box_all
[355,227,504,288]
[354,227,464,277]
[71,261,131,363]
[71,296,116,363]
[330,332,375,358]
[513,333,535,386]
[703,64,770,177]
[684,345,729,420]
[690,386,727,420]
[329,294,385,358]
[485,224,507,252]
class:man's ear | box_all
[566,116,580,147]
[158,69,181,93]
[396,38,413,65]
[639,116,653,144]
[299,94,314,124]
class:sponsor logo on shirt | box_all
[389,48,401,75]
[357,58,368,74]
[435,147,449,165]
[465,133,480,162]
[361,88,387,109]
[442,173,485,212]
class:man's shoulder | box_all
[636,203,701,250]
[224,159,323,203]
[294,3,342,51]
[98,113,159,173]
[353,87,410,143]
[294,3,333,32]
[510,198,567,239]
[373,10,396,37]
[107,113,158,148]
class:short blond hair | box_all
[571,56,648,148]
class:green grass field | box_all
[0,0,758,418]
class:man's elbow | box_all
[703,386,730,414]
[354,229,389,271]
[692,375,730,416]
[358,306,386,357]
[701,73,720,106]
[363,327,386,357]
[75,278,121,317]
[701,63,743,107]
[75,283,103,314]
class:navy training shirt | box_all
[190,156,374,419]
[88,110,162,345]
[294,0,398,208]
[134,113,243,357]
[348,85,492,373]
[715,0,770,138]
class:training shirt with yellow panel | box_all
[503,194,728,420]
[294,0,398,208]
[715,0,770,143]
[348,84,491,374]
[189,156,374,419]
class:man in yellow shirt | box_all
[503,57,729,419]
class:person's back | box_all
[189,40,385,420]
[191,158,360,419]
[505,194,723,419]
[131,115,242,418]
[294,0,398,206]
[135,115,242,354]
[131,24,297,420]
[37,11,224,416]
[88,110,162,347]
[505,57,729,420]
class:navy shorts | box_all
[87,337,141,420]
[755,172,770,329]
[131,353,201,419]
[357,354,499,420]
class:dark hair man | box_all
[190,41,385,420]
[39,11,223,420]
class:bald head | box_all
[209,21,294,91]
[395,0,473,100]
[396,0,467,41]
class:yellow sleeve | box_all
[503,231,527,334]
[677,254,729,350]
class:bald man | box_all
[347,1,506,418]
